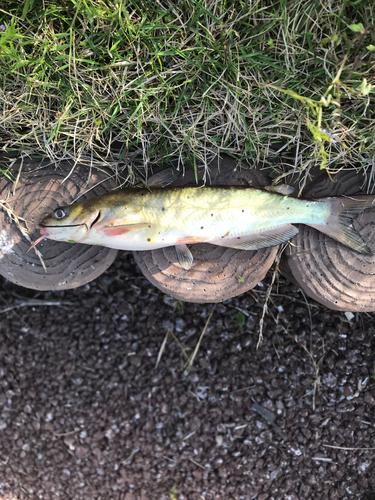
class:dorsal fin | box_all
[134,167,180,189]
[264,184,294,196]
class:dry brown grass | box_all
[0,0,374,185]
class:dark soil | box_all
[0,252,374,500]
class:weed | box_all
[170,484,178,500]
[0,1,373,184]
[236,311,246,330]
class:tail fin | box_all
[307,195,375,254]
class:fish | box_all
[31,186,375,270]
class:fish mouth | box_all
[39,210,101,231]
[39,223,85,229]
[34,226,49,239]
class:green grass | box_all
[0,0,374,183]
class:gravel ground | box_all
[0,252,374,500]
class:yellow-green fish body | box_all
[35,187,374,269]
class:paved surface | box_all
[0,253,374,499]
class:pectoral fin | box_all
[177,236,209,244]
[210,224,299,251]
[175,244,193,270]
[103,222,149,236]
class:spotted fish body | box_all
[35,187,374,269]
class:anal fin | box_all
[175,244,193,270]
[210,224,299,251]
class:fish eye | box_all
[53,207,67,219]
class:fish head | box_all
[38,203,104,243]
